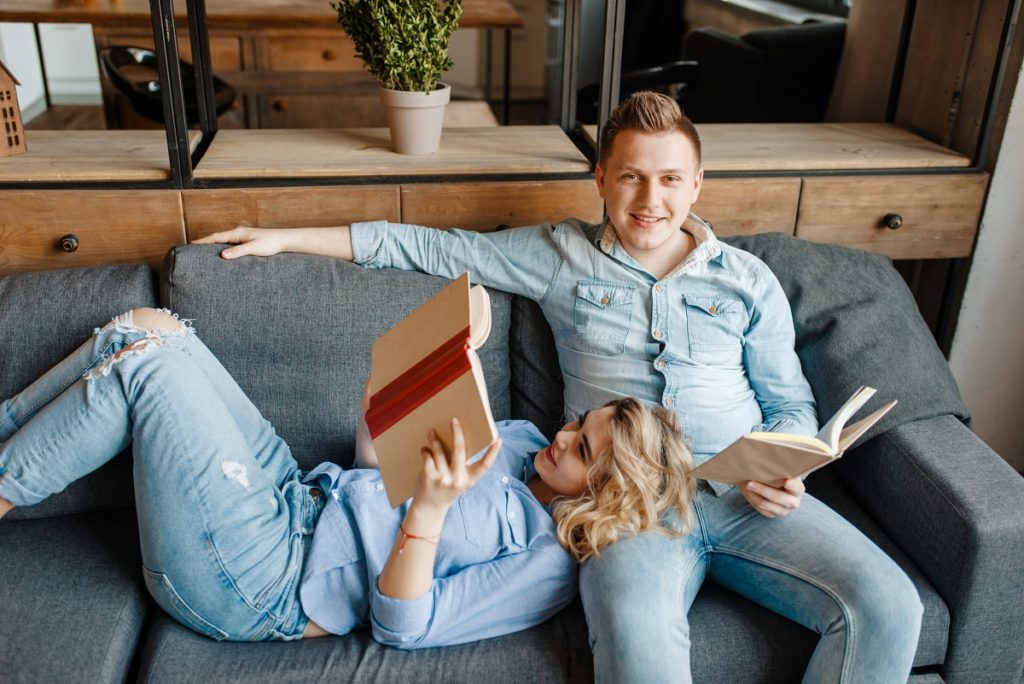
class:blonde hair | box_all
[551,398,695,562]
[598,91,702,166]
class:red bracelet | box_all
[398,523,441,554]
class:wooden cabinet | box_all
[182,186,402,240]
[401,180,602,230]
[0,190,186,275]
[693,178,801,236]
[795,174,987,259]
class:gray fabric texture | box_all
[0,509,148,683]
[161,245,512,471]
[137,605,592,683]
[722,233,969,439]
[0,264,157,519]
[837,414,1024,684]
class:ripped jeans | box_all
[0,310,323,641]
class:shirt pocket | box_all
[684,295,746,361]
[572,280,637,356]
[457,486,525,553]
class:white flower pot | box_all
[378,83,451,155]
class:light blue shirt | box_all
[351,215,818,467]
[299,420,576,650]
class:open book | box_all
[690,386,897,487]
[365,273,498,507]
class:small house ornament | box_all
[1,59,27,157]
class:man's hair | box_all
[598,91,702,166]
[550,397,696,562]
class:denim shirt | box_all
[351,216,818,473]
[299,420,576,650]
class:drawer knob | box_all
[272,99,288,112]
[882,213,904,230]
[322,49,337,61]
[58,234,80,253]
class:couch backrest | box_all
[161,245,512,472]
[0,264,158,520]
[509,233,970,443]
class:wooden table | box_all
[0,0,523,30]
[0,0,523,127]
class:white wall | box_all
[0,22,101,121]
[0,23,45,118]
[949,58,1024,471]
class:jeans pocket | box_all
[143,566,230,641]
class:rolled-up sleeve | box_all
[350,220,565,303]
[369,541,577,650]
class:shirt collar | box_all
[595,213,723,278]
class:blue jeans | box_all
[0,311,323,641]
[579,484,923,683]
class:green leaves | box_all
[331,0,464,92]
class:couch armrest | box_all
[835,415,1024,683]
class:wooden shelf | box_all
[0,131,201,183]
[193,126,592,180]
[583,123,972,172]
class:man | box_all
[197,92,922,683]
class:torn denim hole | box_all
[221,461,252,490]
[86,309,196,380]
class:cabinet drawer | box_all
[97,33,243,72]
[692,178,800,236]
[795,174,987,259]
[262,34,365,73]
[401,180,603,231]
[0,191,185,275]
[182,186,401,240]
[262,93,385,128]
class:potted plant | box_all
[332,0,463,155]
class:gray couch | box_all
[2,235,1022,683]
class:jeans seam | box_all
[16,339,118,424]
[710,544,856,683]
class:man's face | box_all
[595,129,703,263]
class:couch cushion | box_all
[136,602,592,683]
[0,264,158,519]
[0,509,148,683]
[160,245,512,471]
[723,233,969,441]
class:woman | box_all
[0,307,694,648]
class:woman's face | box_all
[534,406,615,497]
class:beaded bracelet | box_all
[398,523,441,554]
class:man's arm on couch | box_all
[836,414,1024,683]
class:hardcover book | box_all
[365,273,497,507]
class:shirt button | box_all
[508,511,517,520]
[653,329,663,339]
[657,359,666,369]
[600,295,610,305]
[501,476,510,485]
[655,283,664,293]
[375,482,384,491]
[665,397,674,406]
[708,305,718,314]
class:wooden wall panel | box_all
[182,186,401,240]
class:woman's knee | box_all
[123,308,189,335]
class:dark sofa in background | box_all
[2,234,1022,683]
